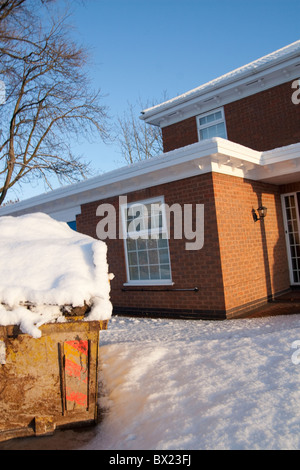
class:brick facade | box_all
[213,173,290,316]
[76,73,298,319]
[76,171,290,319]
[162,117,198,153]
[162,79,300,153]
[225,80,300,151]
[77,173,226,319]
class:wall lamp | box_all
[252,206,267,222]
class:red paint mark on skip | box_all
[66,388,88,408]
[65,358,88,383]
[66,340,88,355]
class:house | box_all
[1,40,300,320]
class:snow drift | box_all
[0,213,113,338]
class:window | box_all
[197,107,227,141]
[121,197,172,285]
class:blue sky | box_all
[19,0,300,200]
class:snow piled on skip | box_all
[0,213,113,338]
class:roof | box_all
[1,138,300,223]
[140,40,300,127]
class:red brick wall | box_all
[76,173,226,319]
[213,173,290,314]
[225,80,300,151]
[162,116,198,153]
[280,181,300,194]
[161,80,300,153]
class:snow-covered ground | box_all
[2,313,300,450]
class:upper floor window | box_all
[197,107,227,141]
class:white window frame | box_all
[281,192,300,285]
[121,196,173,286]
[196,107,227,141]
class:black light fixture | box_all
[252,206,267,222]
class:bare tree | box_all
[0,0,28,23]
[0,0,109,205]
[115,98,164,165]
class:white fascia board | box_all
[255,142,300,184]
[0,138,260,218]
[215,138,262,165]
[0,139,220,218]
[261,141,300,165]
[2,139,300,220]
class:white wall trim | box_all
[1,138,300,221]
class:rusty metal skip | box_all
[0,318,108,443]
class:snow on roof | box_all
[141,40,300,119]
[0,213,113,338]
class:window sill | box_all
[123,281,174,287]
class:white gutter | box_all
[1,138,300,221]
[140,40,300,125]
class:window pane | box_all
[200,122,226,140]
[161,265,171,279]
[199,116,207,126]
[137,238,147,250]
[158,238,168,248]
[199,110,222,126]
[148,250,159,264]
[200,128,209,140]
[138,251,148,266]
[292,258,298,270]
[128,251,138,266]
[216,122,226,138]
[148,239,158,250]
[150,265,160,279]
[159,249,169,264]
[205,113,215,124]
[291,245,296,258]
[127,238,137,251]
[207,125,218,139]
[129,266,139,280]
[140,266,150,280]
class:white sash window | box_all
[197,107,227,141]
[121,197,172,285]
